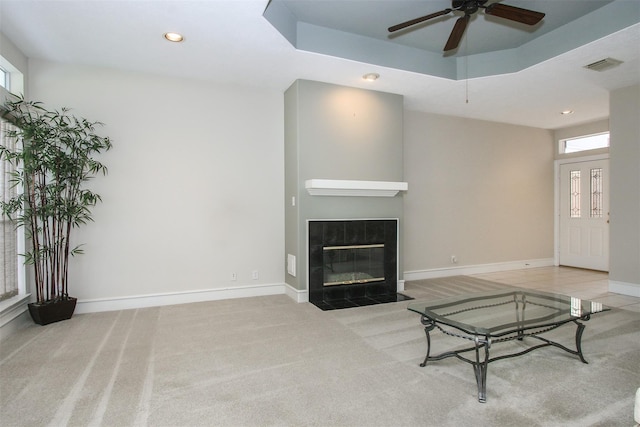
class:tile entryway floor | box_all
[472,266,640,313]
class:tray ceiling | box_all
[264,0,634,79]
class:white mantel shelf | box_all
[305,179,408,197]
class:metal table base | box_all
[418,314,589,403]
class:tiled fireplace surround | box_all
[308,219,411,310]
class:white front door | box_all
[559,159,609,271]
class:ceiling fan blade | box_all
[444,14,470,51]
[484,3,545,25]
[388,8,452,32]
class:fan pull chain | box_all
[466,77,469,104]
[465,34,469,104]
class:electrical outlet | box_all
[451,255,458,264]
[252,270,259,280]
[231,272,237,281]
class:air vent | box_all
[584,57,623,72]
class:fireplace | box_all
[323,243,385,286]
[308,219,412,310]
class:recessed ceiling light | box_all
[164,32,184,42]
[561,110,574,115]
[362,73,379,82]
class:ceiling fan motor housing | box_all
[452,0,488,12]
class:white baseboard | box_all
[76,282,290,314]
[35,277,410,315]
[19,258,561,316]
[2,284,311,330]
[609,280,640,297]
[403,258,555,281]
[0,294,32,341]
[0,294,31,328]
[285,283,308,303]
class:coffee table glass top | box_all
[407,289,610,337]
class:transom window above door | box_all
[560,132,609,154]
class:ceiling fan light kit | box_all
[388,0,545,52]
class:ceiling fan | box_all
[388,0,545,52]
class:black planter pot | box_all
[28,297,77,325]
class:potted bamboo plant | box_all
[0,95,112,325]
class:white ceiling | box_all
[0,0,639,130]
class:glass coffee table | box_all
[407,289,610,402]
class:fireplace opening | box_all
[308,219,413,310]
[323,244,385,286]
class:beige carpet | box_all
[1,276,639,426]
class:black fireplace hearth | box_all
[308,219,412,310]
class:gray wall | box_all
[26,59,285,303]
[403,111,555,273]
[609,84,640,290]
[284,80,404,291]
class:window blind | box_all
[1,119,18,301]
